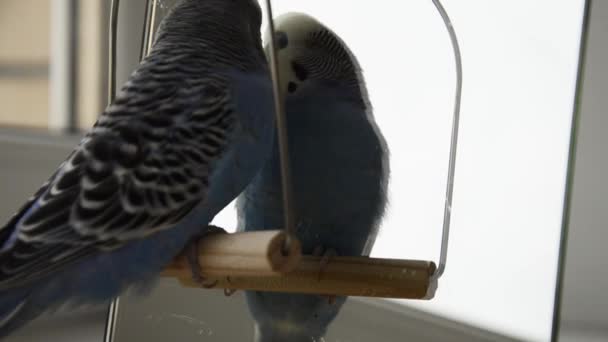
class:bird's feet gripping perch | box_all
[184,225,227,290]
[313,246,338,305]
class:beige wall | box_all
[0,0,51,63]
[0,0,107,130]
[0,79,49,127]
[77,0,110,128]
[0,0,51,128]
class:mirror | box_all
[103,0,585,341]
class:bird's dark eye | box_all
[275,31,289,50]
[291,61,308,81]
[287,82,298,93]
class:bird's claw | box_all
[204,224,229,236]
[312,246,337,281]
[185,225,229,289]
[312,246,338,304]
[222,276,237,297]
[312,246,338,305]
[185,241,217,288]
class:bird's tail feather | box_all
[0,288,34,338]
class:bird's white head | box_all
[265,12,366,99]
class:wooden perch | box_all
[163,230,302,277]
[161,230,437,300]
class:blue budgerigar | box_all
[237,13,390,342]
[0,0,274,337]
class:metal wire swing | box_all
[106,0,462,301]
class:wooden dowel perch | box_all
[161,230,437,300]
[163,230,302,278]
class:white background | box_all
[211,1,586,341]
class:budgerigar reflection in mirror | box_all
[237,12,390,342]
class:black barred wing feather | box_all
[0,70,235,288]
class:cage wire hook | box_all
[263,0,298,255]
[107,0,119,104]
[430,0,462,281]
[141,0,158,59]
[105,2,121,341]
[262,0,462,280]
